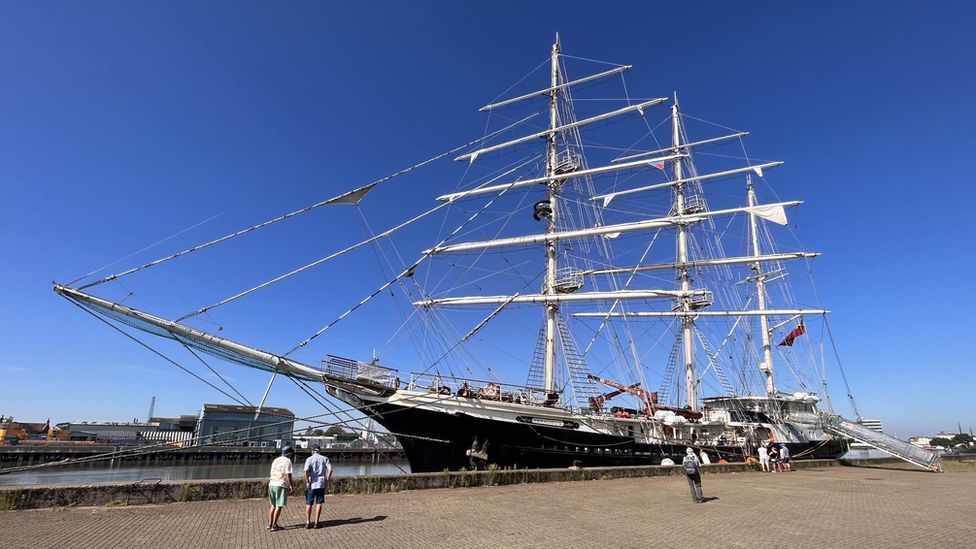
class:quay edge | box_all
[4,456,970,511]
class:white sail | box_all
[415,289,707,308]
[594,161,784,206]
[429,201,800,254]
[456,98,667,163]
[480,65,631,111]
[437,154,683,202]
[582,252,819,276]
[612,131,749,163]
[574,309,829,318]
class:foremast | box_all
[747,175,776,397]
[671,95,697,410]
[543,35,561,394]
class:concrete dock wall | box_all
[0,445,403,468]
[0,458,839,511]
[4,456,971,511]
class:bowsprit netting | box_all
[57,285,325,382]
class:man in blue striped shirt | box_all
[303,445,333,529]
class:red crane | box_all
[587,374,702,420]
[587,382,642,411]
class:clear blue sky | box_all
[1,1,973,437]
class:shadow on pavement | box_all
[318,515,388,528]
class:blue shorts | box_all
[305,487,326,505]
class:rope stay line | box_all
[65,296,256,407]
[66,213,224,286]
[283,169,533,356]
[72,114,538,292]
[426,293,520,370]
[180,341,255,407]
[176,156,541,322]
[285,376,409,474]
[11,295,475,477]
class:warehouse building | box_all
[195,404,294,447]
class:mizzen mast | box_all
[747,174,776,396]
[542,35,561,394]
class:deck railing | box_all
[405,372,558,406]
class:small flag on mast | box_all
[778,322,806,347]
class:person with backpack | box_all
[682,447,704,503]
[779,443,791,472]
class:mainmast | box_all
[747,175,776,396]
[672,94,697,410]
[542,35,561,394]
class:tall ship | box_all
[54,37,940,473]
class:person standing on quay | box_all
[758,444,770,472]
[304,444,333,529]
[267,446,295,531]
[780,443,791,472]
[682,447,704,503]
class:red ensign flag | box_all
[778,323,806,347]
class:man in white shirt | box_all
[304,444,333,529]
[758,444,770,472]
[267,446,294,531]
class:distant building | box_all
[57,421,157,445]
[0,417,64,444]
[194,404,294,447]
[909,436,932,449]
[294,433,360,450]
[148,415,198,432]
[851,418,885,449]
[141,415,199,445]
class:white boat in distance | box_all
[55,36,940,473]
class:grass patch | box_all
[486,463,499,486]
[0,490,23,511]
[180,484,201,502]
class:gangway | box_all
[820,413,942,472]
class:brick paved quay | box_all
[4,466,974,549]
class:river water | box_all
[0,461,409,487]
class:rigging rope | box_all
[284,376,409,474]
[73,115,538,292]
[177,201,449,321]
[66,213,223,286]
[178,156,541,322]
[282,168,533,356]
[823,315,861,420]
[65,296,253,407]
[180,342,254,406]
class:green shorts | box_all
[268,485,288,507]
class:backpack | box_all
[683,456,699,475]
